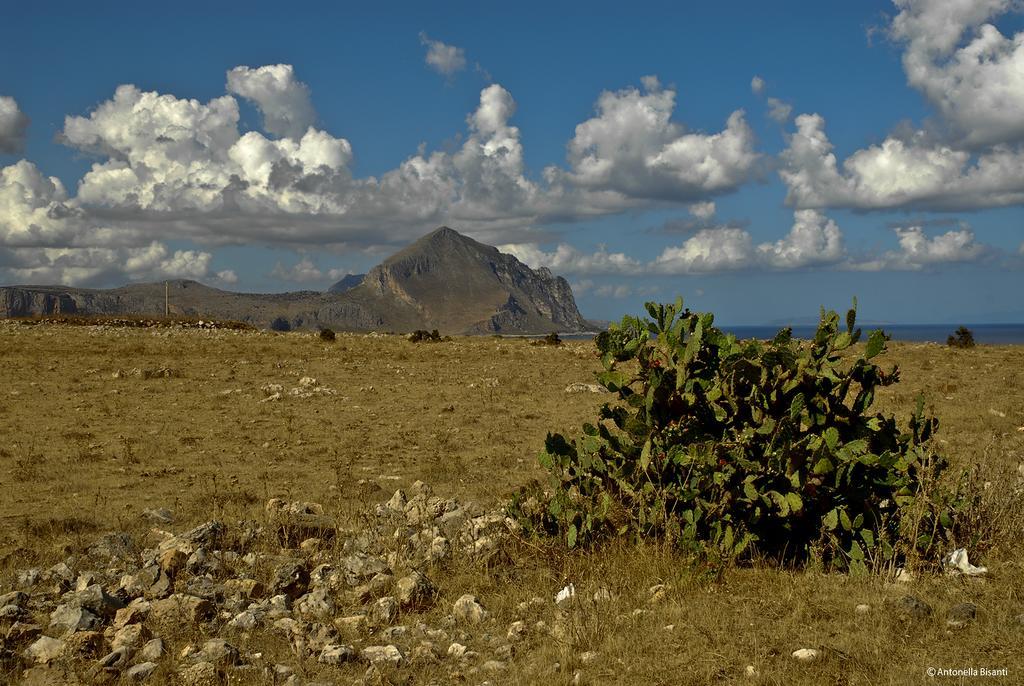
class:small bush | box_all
[270,316,291,332]
[532,332,563,346]
[947,326,975,348]
[408,329,449,343]
[514,298,957,571]
[319,327,336,342]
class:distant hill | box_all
[0,227,589,335]
[327,273,365,293]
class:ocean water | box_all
[558,323,1024,344]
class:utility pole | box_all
[165,281,169,317]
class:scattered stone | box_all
[197,638,239,666]
[792,648,820,663]
[555,583,576,608]
[149,594,214,625]
[894,568,914,583]
[648,584,668,604]
[61,631,103,659]
[855,603,871,614]
[564,383,606,394]
[947,602,978,629]
[0,590,29,608]
[507,620,527,642]
[368,596,399,626]
[453,594,488,624]
[896,595,933,621]
[395,572,435,609]
[71,584,125,618]
[111,622,150,651]
[580,651,599,665]
[592,588,612,603]
[177,661,219,686]
[295,587,334,620]
[228,610,258,631]
[24,636,65,664]
[125,662,158,682]
[319,643,356,665]
[96,645,132,670]
[113,599,151,629]
[271,562,310,600]
[481,659,507,672]
[138,637,165,662]
[361,644,404,667]
[49,604,101,634]
[447,642,467,658]
[744,665,759,678]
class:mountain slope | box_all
[0,227,589,334]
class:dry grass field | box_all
[1,319,1023,685]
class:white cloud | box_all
[851,225,987,270]
[688,201,716,220]
[216,269,238,284]
[750,76,765,95]
[226,64,316,140]
[499,241,643,276]
[767,97,793,124]
[420,33,467,76]
[270,257,325,283]
[652,227,755,273]
[890,0,1024,147]
[780,113,1024,210]
[0,96,30,154]
[756,209,845,268]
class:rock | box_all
[72,584,125,618]
[453,594,488,624]
[744,665,759,678]
[947,602,977,629]
[896,595,933,621]
[149,594,214,625]
[319,643,356,665]
[142,507,175,524]
[228,610,258,630]
[158,549,187,578]
[177,661,218,686]
[580,651,599,665]
[332,614,366,633]
[96,645,132,670]
[125,662,158,682]
[60,630,103,659]
[592,588,612,603]
[386,490,407,512]
[368,596,399,626]
[564,382,606,393]
[197,638,239,666]
[648,584,668,604]
[894,568,914,583]
[223,578,264,600]
[341,553,389,586]
[507,620,527,642]
[395,572,435,609]
[138,637,165,662]
[427,536,451,563]
[158,521,224,556]
[792,648,820,663]
[271,562,310,600]
[855,604,871,614]
[0,604,25,622]
[482,659,507,672]
[88,532,135,561]
[945,549,988,576]
[17,568,42,588]
[362,644,404,667]
[24,636,65,664]
[0,590,29,608]
[295,587,334,619]
[49,604,101,634]
[5,621,43,649]
[111,622,150,651]
[447,642,467,658]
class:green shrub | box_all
[515,298,956,571]
[270,316,291,332]
[319,327,336,342]
[408,329,449,343]
[532,332,563,346]
[947,326,975,348]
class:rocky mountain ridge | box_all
[0,228,589,335]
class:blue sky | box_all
[1,0,1022,324]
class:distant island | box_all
[0,227,594,335]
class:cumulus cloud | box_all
[889,0,1024,147]
[226,64,316,139]
[851,225,988,270]
[270,257,326,282]
[554,77,760,203]
[767,97,793,124]
[499,241,643,276]
[216,269,238,284]
[420,33,467,76]
[780,113,1024,210]
[750,76,766,95]
[689,201,716,220]
[0,96,30,154]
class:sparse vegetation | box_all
[0,319,1022,684]
[319,327,336,342]
[531,332,562,346]
[947,325,976,348]
[408,328,449,343]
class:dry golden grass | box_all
[1,320,1023,685]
